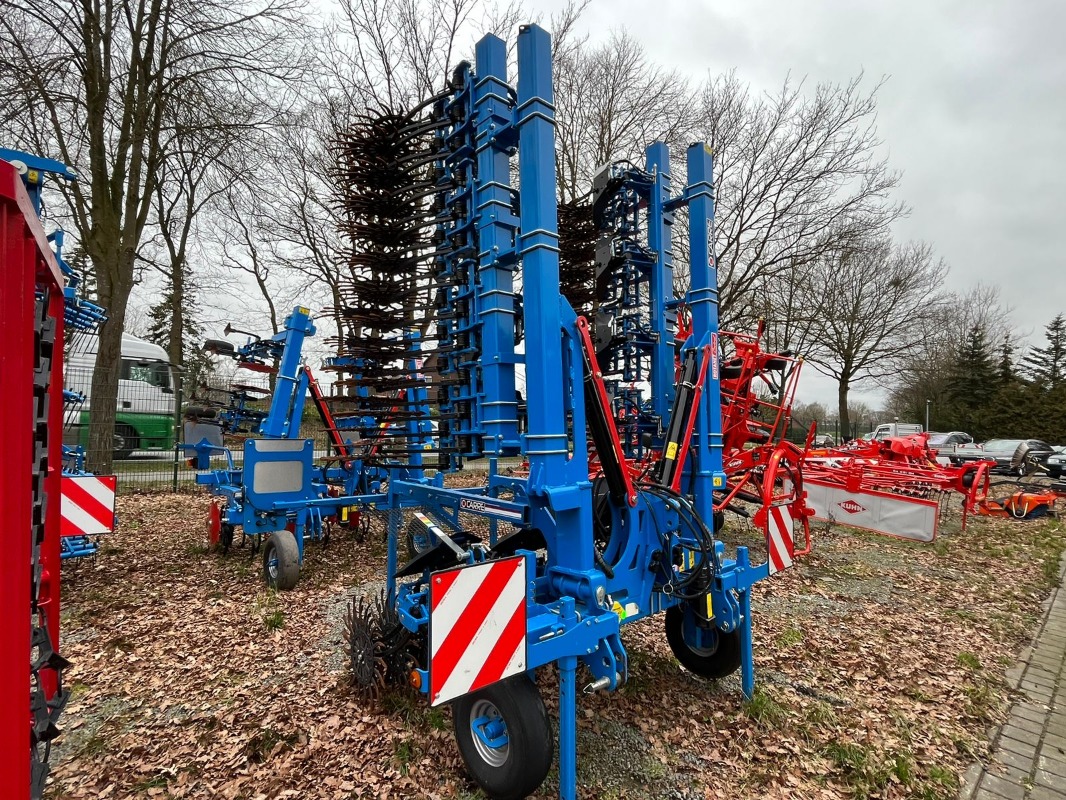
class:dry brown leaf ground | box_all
[47,489,1065,800]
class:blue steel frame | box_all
[178,27,780,799]
[185,306,405,572]
[380,26,776,800]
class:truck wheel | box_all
[262,530,300,590]
[453,676,552,800]
[113,423,137,460]
[665,605,741,679]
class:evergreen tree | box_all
[1023,314,1066,390]
[945,326,996,438]
[147,270,210,398]
[997,333,1015,385]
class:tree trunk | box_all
[837,379,851,442]
[87,291,130,474]
[168,261,186,366]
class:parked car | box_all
[1046,450,1066,479]
[926,431,974,466]
[950,438,1056,475]
[812,434,836,448]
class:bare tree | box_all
[697,72,906,329]
[553,27,695,202]
[885,284,1014,424]
[0,0,306,471]
[797,236,948,439]
[219,0,524,354]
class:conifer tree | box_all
[946,326,996,437]
[1023,314,1066,390]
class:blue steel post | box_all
[474,35,520,457]
[684,145,726,523]
[515,27,570,488]
[645,143,676,424]
[260,307,315,438]
[558,655,578,799]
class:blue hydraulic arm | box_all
[645,142,677,422]
[259,306,316,438]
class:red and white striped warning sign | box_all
[429,556,527,706]
[61,475,117,537]
[766,505,795,575]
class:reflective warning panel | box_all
[429,556,527,706]
[766,504,795,575]
[60,475,117,536]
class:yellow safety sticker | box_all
[665,442,678,460]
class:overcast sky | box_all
[537,0,1065,414]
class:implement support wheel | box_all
[452,676,552,800]
[665,605,741,679]
[262,529,300,591]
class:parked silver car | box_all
[951,438,1056,475]
[1047,450,1066,479]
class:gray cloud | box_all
[543,0,1065,408]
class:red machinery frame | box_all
[1,159,66,796]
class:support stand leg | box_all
[739,588,754,699]
[558,655,578,800]
[386,503,399,605]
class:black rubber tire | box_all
[185,405,218,420]
[219,523,235,554]
[202,338,236,356]
[262,529,300,590]
[665,605,742,680]
[452,676,553,800]
[113,423,137,460]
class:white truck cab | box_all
[871,422,923,441]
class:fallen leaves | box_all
[47,493,1065,800]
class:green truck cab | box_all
[65,334,178,459]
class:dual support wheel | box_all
[261,529,300,591]
[664,605,742,679]
[451,609,741,800]
[453,676,553,800]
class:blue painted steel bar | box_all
[684,144,726,524]
[515,24,568,477]
[260,307,315,438]
[558,655,578,800]
[474,35,521,457]
[645,142,676,424]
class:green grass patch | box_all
[776,626,804,647]
[244,727,298,763]
[253,590,285,631]
[745,686,787,728]
[963,680,997,722]
[393,737,416,776]
[956,651,981,671]
[822,740,892,798]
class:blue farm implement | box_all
[185,25,812,800]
